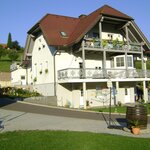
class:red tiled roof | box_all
[68,5,133,45]
[29,5,133,46]
[39,14,79,46]
[0,43,7,48]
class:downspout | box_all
[26,67,28,85]
[53,47,58,96]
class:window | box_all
[93,33,99,38]
[125,88,128,95]
[127,57,133,67]
[116,57,124,67]
[21,76,25,80]
[115,56,133,68]
[60,31,68,37]
[81,89,83,96]
[108,34,113,40]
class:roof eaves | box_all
[27,23,40,34]
[131,20,150,49]
[100,4,133,20]
[27,14,50,34]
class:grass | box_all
[88,103,150,114]
[0,130,150,150]
[88,105,127,113]
[0,51,23,72]
[0,60,12,72]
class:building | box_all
[0,72,11,87]
[0,43,7,49]
[11,5,150,108]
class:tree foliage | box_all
[7,32,12,49]
[8,50,19,62]
[0,45,6,60]
[12,40,21,50]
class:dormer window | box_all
[60,31,68,37]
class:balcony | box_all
[83,38,141,53]
[58,68,150,80]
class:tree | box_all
[7,32,12,49]
[0,45,5,60]
[8,50,19,62]
[12,40,21,50]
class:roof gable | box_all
[99,5,132,20]
[29,5,134,46]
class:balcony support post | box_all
[103,50,106,78]
[125,24,129,78]
[143,80,148,102]
[99,17,103,48]
[141,44,145,77]
[99,17,106,78]
[115,81,119,106]
[83,82,87,109]
[82,40,86,78]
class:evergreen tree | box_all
[7,32,12,49]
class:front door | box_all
[124,88,130,103]
[80,89,84,107]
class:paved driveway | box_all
[0,98,150,138]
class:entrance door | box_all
[124,88,130,103]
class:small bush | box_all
[0,87,41,98]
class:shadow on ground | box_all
[0,97,17,108]
[101,112,127,130]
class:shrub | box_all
[0,87,41,98]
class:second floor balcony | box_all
[83,38,142,53]
[58,68,150,81]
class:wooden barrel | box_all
[126,105,148,129]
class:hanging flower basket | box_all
[45,69,48,74]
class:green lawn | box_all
[88,105,127,114]
[88,103,150,114]
[0,130,150,150]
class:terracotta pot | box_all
[132,127,140,135]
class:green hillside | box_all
[0,52,23,72]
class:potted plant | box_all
[130,120,140,135]
[102,39,108,48]
[45,69,48,74]
[39,70,42,74]
[33,77,37,82]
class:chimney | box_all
[78,14,87,19]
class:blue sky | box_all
[0,0,150,47]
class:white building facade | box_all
[11,5,150,108]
